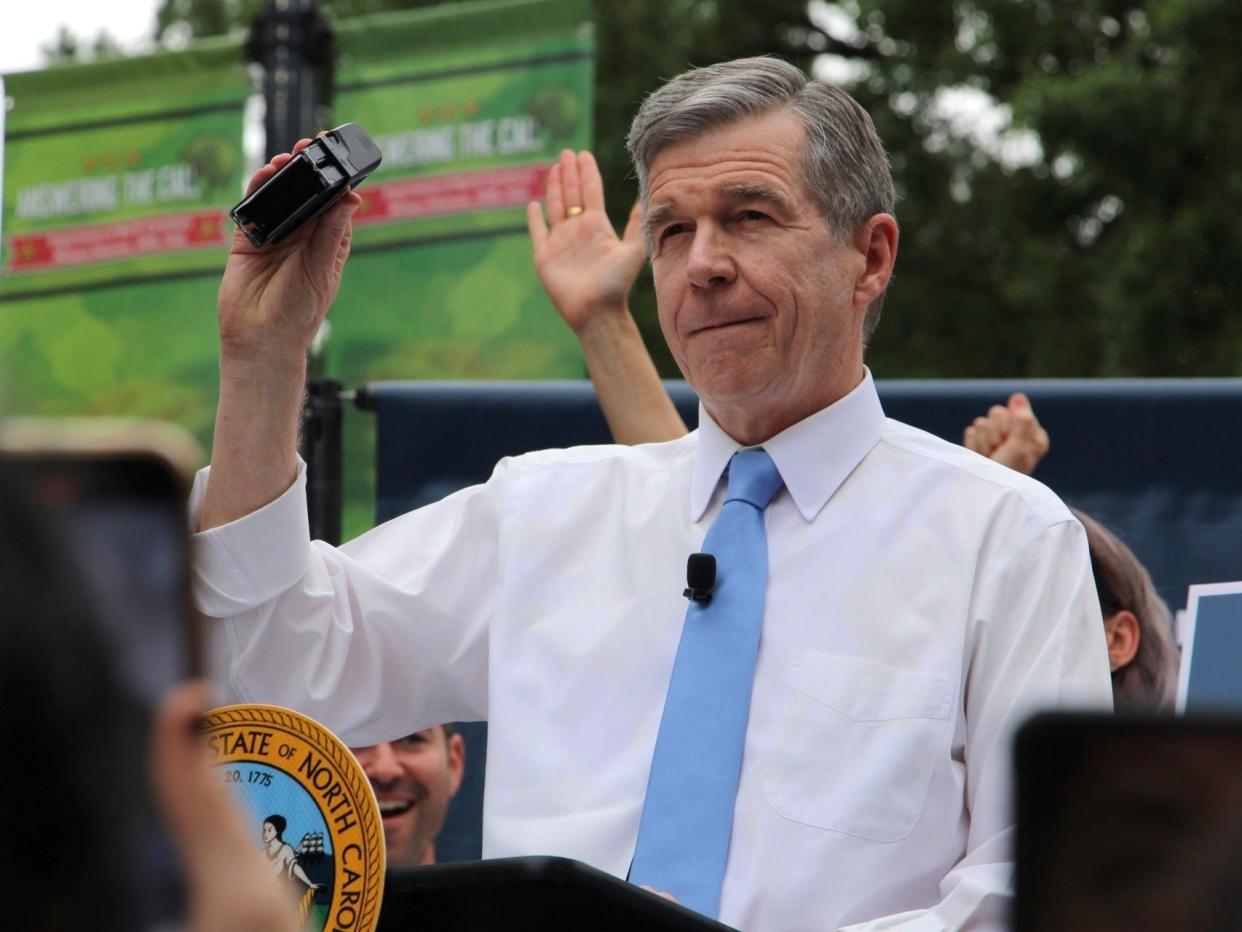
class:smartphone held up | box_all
[231,122,382,247]
[0,419,202,930]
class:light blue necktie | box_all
[630,448,784,918]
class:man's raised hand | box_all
[218,138,362,366]
[201,138,362,531]
[523,149,686,445]
[526,149,646,335]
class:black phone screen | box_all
[233,152,330,242]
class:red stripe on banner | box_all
[354,163,547,226]
[6,164,547,273]
[6,210,229,273]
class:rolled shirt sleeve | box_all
[190,457,499,747]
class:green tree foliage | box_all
[837,0,1242,376]
[148,0,1241,377]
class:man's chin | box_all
[692,372,779,416]
[683,347,777,396]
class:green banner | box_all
[0,38,248,443]
[330,0,593,535]
[332,0,592,380]
[0,0,593,540]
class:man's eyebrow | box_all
[719,183,796,214]
[643,201,677,237]
[642,183,796,239]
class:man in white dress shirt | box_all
[194,57,1111,929]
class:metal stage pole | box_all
[247,0,333,159]
[248,0,342,542]
[299,378,344,546]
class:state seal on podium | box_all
[204,704,386,932]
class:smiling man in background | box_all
[352,725,465,867]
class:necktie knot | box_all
[724,449,783,510]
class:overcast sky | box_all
[1,0,161,76]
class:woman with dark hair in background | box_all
[1075,507,1179,710]
[964,398,1181,710]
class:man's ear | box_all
[851,213,899,309]
[447,732,466,797]
[1104,609,1141,672]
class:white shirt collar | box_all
[690,369,887,522]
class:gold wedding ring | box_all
[566,206,584,217]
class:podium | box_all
[376,857,737,931]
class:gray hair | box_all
[626,56,897,342]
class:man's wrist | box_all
[219,346,308,390]
[575,303,639,345]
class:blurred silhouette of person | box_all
[0,461,299,932]
[1018,720,1242,932]
[154,683,302,932]
[1,461,142,930]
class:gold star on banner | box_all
[197,218,218,238]
[464,100,479,117]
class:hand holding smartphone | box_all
[231,123,382,247]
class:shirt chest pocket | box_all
[762,650,954,843]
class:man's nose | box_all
[356,742,402,784]
[686,225,737,290]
